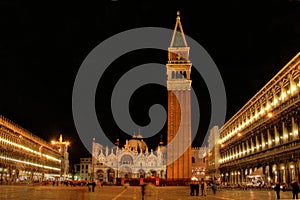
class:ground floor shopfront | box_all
[220,142,300,187]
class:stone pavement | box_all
[0,185,297,200]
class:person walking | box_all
[291,181,299,199]
[274,182,281,199]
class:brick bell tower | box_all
[166,11,192,182]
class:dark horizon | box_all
[1,0,299,164]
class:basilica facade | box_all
[92,134,166,183]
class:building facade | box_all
[206,126,221,181]
[192,147,207,181]
[166,11,192,181]
[92,135,166,183]
[0,115,62,183]
[78,157,92,181]
[219,52,300,187]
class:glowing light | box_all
[0,137,60,163]
[0,156,60,171]
[267,112,274,118]
[294,130,298,135]
[291,86,296,92]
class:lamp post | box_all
[51,134,70,180]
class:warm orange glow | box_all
[267,112,274,118]
[51,141,56,145]
[238,133,242,137]
[221,144,224,148]
[0,137,60,162]
[0,155,60,171]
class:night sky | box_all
[1,0,299,164]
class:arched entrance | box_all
[139,169,145,178]
[107,169,115,183]
[119,166,132,178]
[96,170,105,181]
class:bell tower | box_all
[166,11,192,181]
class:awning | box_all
[247,167,265,178]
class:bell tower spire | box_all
[166,11,192,182]
[170,10,188,48]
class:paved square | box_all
[0,185,296,200]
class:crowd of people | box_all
[190,179,217,196]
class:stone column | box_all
[246,140,250,155]
[292,116,299,139]
[267,129,272,148]
[282,121,288,143]
[241,168,244,183]
[274,125,280,146]
[250,137,254,153]
[261,132,265,150]
[256,135,260,152]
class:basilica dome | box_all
[124,134,148,153]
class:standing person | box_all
[200,181,204,196]
[190,180,195,196]
[274,182,281,199]
[87,181,92,192]
[91,181,96,192]
[203,181,207,196]
[291,181,299,199]
[212,181,217,195]
[141,183,146,200]
[195,181,200,196]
